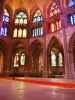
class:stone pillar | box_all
[42,21,48,78]
[68,51,75,78]
[42,40,48,77]
[4,41,12,76]
[0,0,6,31]
[61,14,74,78]
[28,48,32,75]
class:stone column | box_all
[68,51,75,78]
[4,41,12,76]
[60,14,74,78]
[0,0,6,31]
[28,48,32,75]
[42,21,48,78]
[42,40,48,78]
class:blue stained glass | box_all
[3,9,9,23]
[70,16,73,25]
[68,0,75,7]
[38,28,40,36]
[35,29,37,36]
[40,17,43,21]
[37,16,41,22]
[37,28,39,36]
[3,16,9,23]
[41,27,43,35]
[21,54,25,65]
[33,29,35,37]
[33,10,43,23]
[0,27,8,36]
[73,14,75,24]
[16,12,27,19]
[70,14,75,25]
[58,53,63,66]
[33,18,37,23]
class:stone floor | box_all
[0,78,75,100]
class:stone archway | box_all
[30,40,43,77]
[11,43,26,77]
[0,40,7,76]
[0,52,4,74]
[47,37,64,78]
[68,33,75,78]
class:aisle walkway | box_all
[0,78,75,100]
[1,77,75,88]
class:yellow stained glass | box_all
[24,19,27,24]
[51,23,55,32]
[23,29,27,38]
[15,19,19,24]
[20,18,23,24]
[18,29,22,37]
[13,29,17,37]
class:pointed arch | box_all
[3,8,10,23]
[32,9,43,23]
[47,36,64,51]
[68,32,75,52]
[48,2,60,17]
[13,9,28,38]
[47,36,64,76]
[43,0,60,18]
[31,7,43,37]
[68,0,75,7]
[15,11,27,25]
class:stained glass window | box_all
[51,51,56,66]
[3,9,9,23]
[68,0,75,7]
[14,53,19,67]
[15,12,27,25]
[32,27,43,37]
[51,23,55,32]
[18,29,22,37]
[23,29,27,38]
[70,14,75,25]
[0,27,8,36]
[58,53,63,66]
[13,29,17,37]
[49,2,60,17]
[13,29,27,38]
[51,20,61,32]
[1,9,9,36]
[33,10,43,23]
[20,54,25,65]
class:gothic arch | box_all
[29,40,43,77]
[47,36,64,77]
[68,33,75,74]
[43,0,60,18]
[47,36,64,52]
[30,6,44,22]
[30,39,43,49]
[0,39,7,74]
[12,40,25,51]
[13,8,29,22]
[68,33,75,52]
[5,4,13,18]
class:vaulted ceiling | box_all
[6,0,60,13]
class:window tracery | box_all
[13,11,27,38]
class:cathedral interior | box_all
[0,0,75,79]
